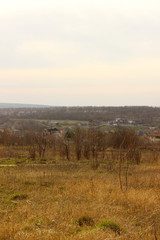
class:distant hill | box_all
[0,103,51,108]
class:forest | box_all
[0,106,160,125]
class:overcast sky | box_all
[0,0,160,106]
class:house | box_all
[149,130,160,139]
[47,128,59,134]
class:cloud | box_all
[0,1,160,70]
[18,41,75,55]
[0,85,159,106]
[0,57,160,89]
[0,0,160,105]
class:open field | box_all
[0,127,159,239]
[0,160,160,240]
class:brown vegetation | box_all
[0,161,159,240]
[0,127,159,239]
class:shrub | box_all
[77,216,94,227]
[97,220,121,234]
[11,193,28,201]
[110,128,139,149]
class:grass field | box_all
[0,160,159,240]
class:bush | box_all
[97,220,121,234]
[110,128,139,149]
[11,193,28,201]
[77,216,94,227]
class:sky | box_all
[0,0,160,106]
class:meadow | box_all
[0,154,159,240]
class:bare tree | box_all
[73,127,84,161]
[111,128,141,191]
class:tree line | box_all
[0,106,160,124]
[0,127,143,163]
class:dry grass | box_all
[0,161,159,240]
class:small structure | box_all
[149,130,160,139]
[47,128,59,134]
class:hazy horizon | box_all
[1,0,160,106]
[0,102,160,108]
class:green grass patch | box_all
[97,220,121,234]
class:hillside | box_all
[0,103,50,108]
